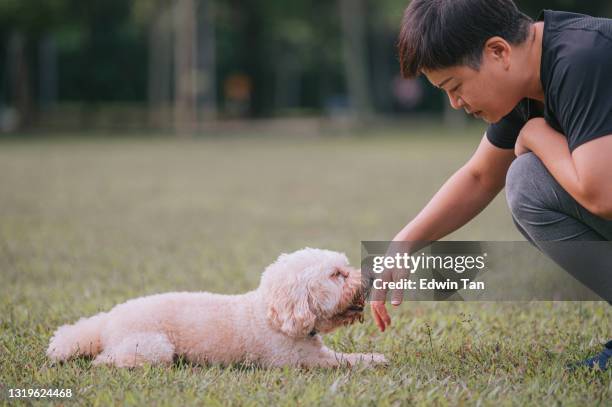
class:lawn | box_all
[0,125,610,406]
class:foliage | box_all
[0,0,68,34]
[1,0,612,117]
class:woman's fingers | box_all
[371,306,384,331]
[390,288,404,306]
[381,304,391,327]
[370,301,391,332]
[370,302,383,331]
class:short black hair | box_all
[397,0,533,78]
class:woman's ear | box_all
[484,36,512,69]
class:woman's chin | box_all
[479,112,499,124]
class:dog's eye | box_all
[332,270,346,279]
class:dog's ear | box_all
[267,283,316,338]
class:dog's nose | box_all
[350,273,366,304]
[357,270,372,301]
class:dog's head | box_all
[260,248,365,338]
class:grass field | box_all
[0,126,610,406]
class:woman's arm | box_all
[516,118,612,220]
[371,135,516,331]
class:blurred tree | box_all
[0,0,68,128]
[173,0,197,133]
[266,5,315,111]
[2,0,611,132]
[133,0,174,129]
[134,0,216,131]
[197,0,218,121]
[339,0,372,119]
[63,1,146,103]
[516,0,612,17]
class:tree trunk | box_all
[196,0,217,121]
[339,0,372,120]
[174,0,197,134]
[274,48,301,111]
[7,32,31,129]
[370,27,392,113]
[39,34,58,110]
[148,8,173,129]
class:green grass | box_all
[0,126,610,406]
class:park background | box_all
[1,0,611,405]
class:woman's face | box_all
[422,40,525,124]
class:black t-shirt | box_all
[486,10,612,152]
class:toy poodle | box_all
[47,248,386,368]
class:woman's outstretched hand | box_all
[369,241,413,332]
[370,268,406,332]
[370,301,391,332]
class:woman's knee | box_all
[505,153,552,220]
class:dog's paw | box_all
[46,347,71,363]
[46,342,76,362]
[348,353,388,367]
[368,353,388,366]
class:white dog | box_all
[47,248,387,368]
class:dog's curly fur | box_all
[47,248,387,368]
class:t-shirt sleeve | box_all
[554,47,612,151]
[485,106,526,149]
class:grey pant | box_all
[505,153,612,301]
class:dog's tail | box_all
[47,312,108,362]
